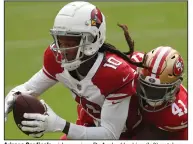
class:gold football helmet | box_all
[136,46,184,112]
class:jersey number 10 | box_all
[103,57,122,69]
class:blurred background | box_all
[5,2,187,140]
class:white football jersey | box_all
[22,45,142,139]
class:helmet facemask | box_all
[135,46,185,112]
[137,75,182,112]
[50,29,96,71]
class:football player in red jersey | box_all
[114,24,188,139]
[130,46,187,140]
[5,1,142,139]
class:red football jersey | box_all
[129,51,188,140]
[141,85,187,131]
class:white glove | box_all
[21,100,66,138]
[5,89,34,122]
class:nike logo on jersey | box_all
[181,121,187,125]
[123,73,130,82]
[112,101,121,104]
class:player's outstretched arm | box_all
[4,69,57,122]
[21,96,131,139]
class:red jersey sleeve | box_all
[143,85,188,133]
[43,45,63,81]
[127,51,144,71]
[92,52,136,100]
[160,85,188,132]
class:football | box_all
[12,92,45,135]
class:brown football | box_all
[12,92,45,135]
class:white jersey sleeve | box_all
[100,95,131,138]
[23,69,57,95]
[8,69,57,97]
[67,96,131,139]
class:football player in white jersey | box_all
[5,1,142,139]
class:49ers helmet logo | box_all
[173,56,184,76]
[90,8,103,28]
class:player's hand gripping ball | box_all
[13,92,45,135]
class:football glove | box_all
[21,100,66,138]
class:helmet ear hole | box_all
[92,35,98,43]
[171,55,175,59]
[152,50,155,53]
[168,74,174,78]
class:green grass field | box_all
[5,2,187,140]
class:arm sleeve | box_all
[66,96,131,139]
[9,69,57,97]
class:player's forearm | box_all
[23,69,57,96]
[54,116,116,139]
[6,69,57,97]
[67,123,116,139]
[5,84,31,101]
